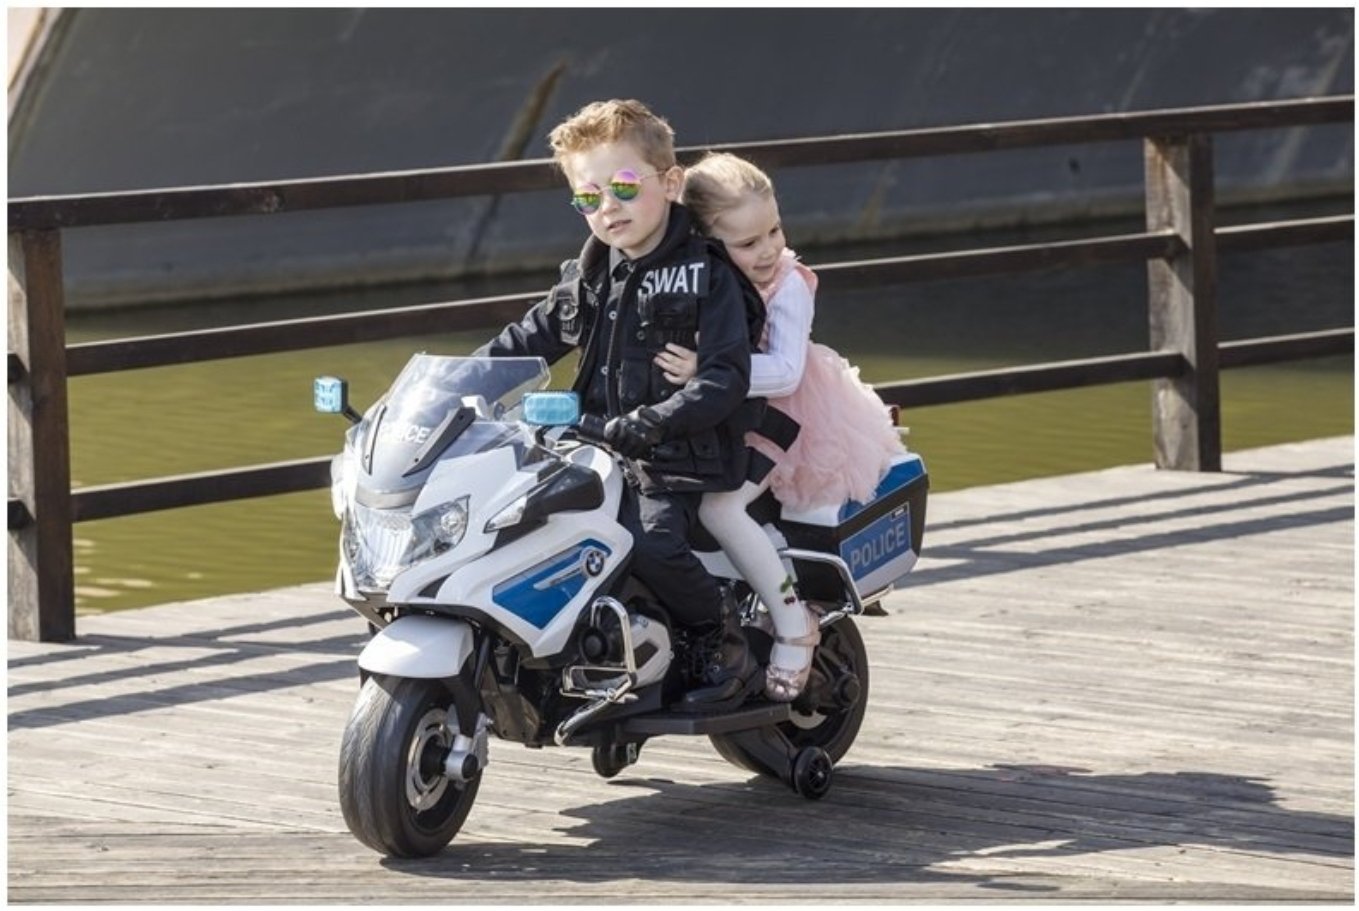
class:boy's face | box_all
[563,140,680,262]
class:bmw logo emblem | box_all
[583,548,606,577]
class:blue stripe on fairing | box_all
[491,538,611,629]
[837,456,926,523]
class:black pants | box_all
[618,485,720,628]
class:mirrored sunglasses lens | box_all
[571,191,602,214]
[609,179,642,201]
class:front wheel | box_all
[338,674,481,857]
[709,616,869,776]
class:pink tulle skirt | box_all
[749,342,906,512]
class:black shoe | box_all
[680,595,759,713]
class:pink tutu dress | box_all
[748,250,906,512]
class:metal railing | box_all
[8,95,1354,640]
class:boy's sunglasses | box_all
[570,169,660,214]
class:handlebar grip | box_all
[576,413,608,444]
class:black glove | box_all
[604,407,665,460]
[575,413,608,444]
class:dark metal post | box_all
[8,229,75,641]
[1144,134,1221,471]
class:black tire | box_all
[709,617,869,777]
[338,674,481,858]
[591,743,635,779]
[792,746,834,799]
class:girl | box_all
[659,152,905,701]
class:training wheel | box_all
[791,746,833,800]
[591,743,638,779]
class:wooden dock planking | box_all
[8,437,1353,903]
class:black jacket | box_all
[475,205,760,493]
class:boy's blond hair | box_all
[548,99,677,173]
[681,152,775,232]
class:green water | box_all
[65,229,1353,614]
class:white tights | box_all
[698,479,818,680]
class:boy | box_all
[475,99,762,711]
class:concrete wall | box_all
[9,8,1354,307]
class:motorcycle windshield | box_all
[386,355,550,421]
[362,355,551,491]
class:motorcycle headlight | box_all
[409,496,470,562]
[343,503,412,590]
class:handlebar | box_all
[575,413,609,445]
[569,413,656,464]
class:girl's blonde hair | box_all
[681,152,775,232]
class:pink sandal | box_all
[765,626,821,702]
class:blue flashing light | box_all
[314,376,348,414]
[523,391,581,427]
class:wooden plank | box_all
[69,456,332,522]
[64,291,540,376]
[875,349,1184,408]
[61,237,1177,377]
[1219,328,1354,368]
[10,96,1352,230]
[814,231,1181,287]
[1145,134,1221,471]
[1216,213,1354,251]
[42,222,1348,379]
[7,229,74,641]
[5,324,1339,530]
[6,438,1352,903]
[714,96,1356,171]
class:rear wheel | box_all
[338,674,481,857]
[709,617,869,776]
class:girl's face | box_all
[708,193,785,288]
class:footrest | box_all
[622,701,791,736]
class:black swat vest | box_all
[547,232,767,493]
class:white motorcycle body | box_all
[351,443,632,674]
[319,353,927,858]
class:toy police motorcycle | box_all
[315,354,927,857]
